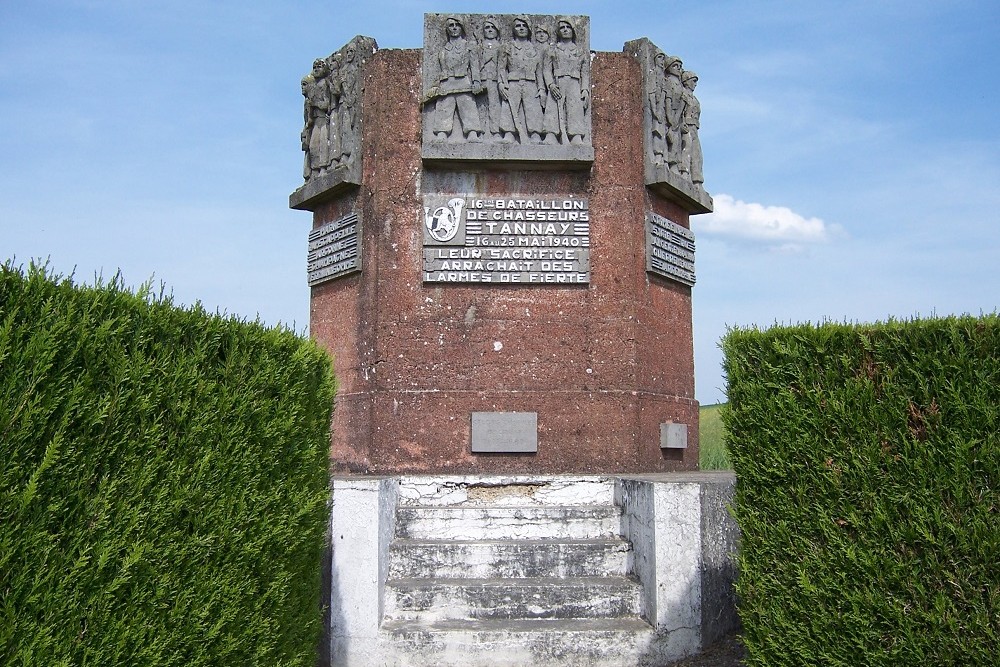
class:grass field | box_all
[699,403,731,470]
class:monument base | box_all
[326,473,738,666]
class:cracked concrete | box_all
[328,474,738,666]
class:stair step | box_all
[381,617,657,667]
[398,476,616,508]
[384,576,642,622]
[396,505,621,540]
[388,538,631,579]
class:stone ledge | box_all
[422,141,594,168]
[289,168,359,211]
[646,165,713,214]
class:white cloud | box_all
[694,194,841,249]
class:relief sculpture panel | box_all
[421,14,594,165]
[290,35,377,210]
[624,38,712,213]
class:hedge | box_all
[0,262,335,666]
[722,316,999,666]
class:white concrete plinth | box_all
[328,473,737,667]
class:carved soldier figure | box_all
[300,76,312,180]
[662,55,686,174]
[549,19,590,145]
[339,43,362,166]
[477,17,512,142]
[324,52,343,168]
[429,16,484,142]
[680,70,704,186]
[499,16,546,144]
[535,24,560,145]
[648,51,667,164]
[302,58,333,179]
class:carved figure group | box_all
[648,51,703,186]
[301,38,372,181]
[426,15,590,147]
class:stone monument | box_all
[292,18,711,476]
[291,16,735,667]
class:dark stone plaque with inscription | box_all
[423,195,590,284]
[308,212,360,286]
[645,211,695,286]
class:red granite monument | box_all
[291,18,711,475]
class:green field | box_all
[699,403,731,470]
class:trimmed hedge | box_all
[1,263,335,666]
[722,317,999,666]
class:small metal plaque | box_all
[645,211,696,286]
[472,412,538,453]
[660,422,688,449]
[308,212,360,286]
[423,195,590,285]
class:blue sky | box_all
[2,1,998,404]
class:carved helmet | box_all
[512,15,531,35]
[444,16,465,37]
[311,58,328,76]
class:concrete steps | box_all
[380,476,654,664]
[330,473,740,666]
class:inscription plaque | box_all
[660,422,688,449]
[645,211,695,286]
[308,212,360,286]
[472,412,538,453]
[423,195,590,284]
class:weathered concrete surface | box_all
[329,477,399,666]
[327,474,738,666]
[618,472,740,651]
[384,577,642,622]
[398,475,616,506]
[700,473,740,645]
[380,618,663,667]
[389,538,630,579]
[396,505,621,540]
[307,48,700,475]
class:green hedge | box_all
[1,263,335,666]
[722,317,999,666]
